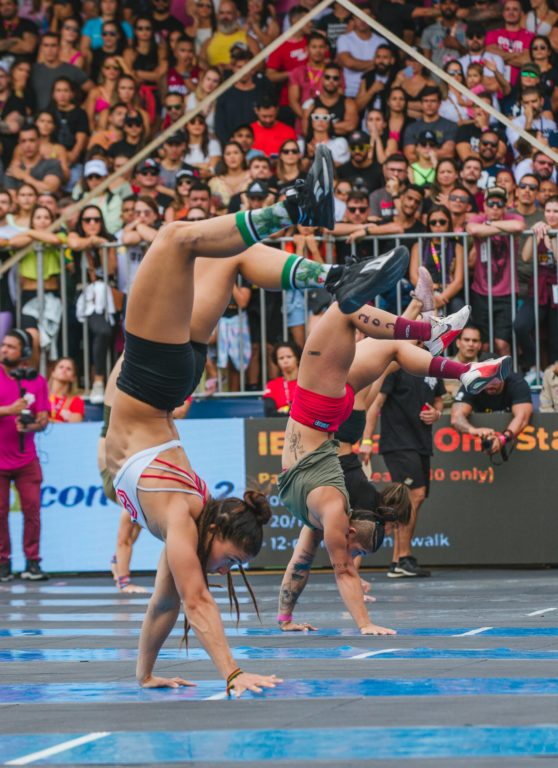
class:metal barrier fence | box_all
[2,230,556,394]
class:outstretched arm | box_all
[278,526,322,631]
[136,546,192,688]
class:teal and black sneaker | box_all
[284,145,335,230]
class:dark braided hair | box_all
[184,490,271,642]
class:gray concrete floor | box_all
[0,568,557,765]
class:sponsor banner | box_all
[8,419,245,573]
[244,416,558,568]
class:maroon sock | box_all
[428,357,471,379]
[394,317,432,341]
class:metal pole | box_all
[81,253,90,394]
[462,233,470,307]
[440,235,447,318]
[59,245,68,357]
[509,235,518,373]
[486,238,494,355]
[260,288,268,389]
[532,234,541,385]
[237,275,246,393]
[36,245,46,377]
[395,237,402,316]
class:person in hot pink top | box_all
[485,0,534,86]
[0,329,49,583]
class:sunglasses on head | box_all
[430,218,448,226]
[480,139,498,147]
[82,215,102,223]
[347,205,368,213]
[486,198,505,208]
[519,181,539,190]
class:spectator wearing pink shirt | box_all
[288,31,330,134]
[485,0,534,86]
[0,329,49,583]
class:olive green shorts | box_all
[277,439,350,530]
[100,464,117,504]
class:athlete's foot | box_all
[284,145,335,230]
[325,246,410,314]
[424,305,471,356]
[460,356,512,395]
[120,583,149,594]
[411,266,435,314]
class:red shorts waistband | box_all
[290,384,355,433]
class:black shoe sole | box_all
[337,246,410,314]
[306,145,335,230]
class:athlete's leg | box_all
[277,526,322,631]
[115,510,147,593]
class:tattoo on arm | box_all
[278,549,315,614]
[452,404,473,434]
[308,350,321,356]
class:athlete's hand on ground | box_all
[140,675,196,689]
[360,579,376,602]
[360,623,396,635]
[279,621,318,632]
[228,672,283,699]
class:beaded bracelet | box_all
[117,574,130,590]
[226,667,243,695]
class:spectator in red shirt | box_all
[262,341,301,416]
[251,96,297,158]
[47,357,85,423]
[485,0,534,86]
[265,5,309,114]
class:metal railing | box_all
[2,230,556,395]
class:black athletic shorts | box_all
[470,290,513,344]
[339,452,381,511]
[382,450,431,497]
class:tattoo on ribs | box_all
[289,429,305,461]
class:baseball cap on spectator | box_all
[465,22,485,38]
[84,160,108,178]
[348,130,370,148]
[0,61,10,74]
[484,185,507,201]
[124,112,143,127]
[418,129,439,146]
[175,165,200,184]
[165,129,187,144]
[521,62,541,77]
[246,180,269,198]
[231,42,251,61]
[137,158,160,174]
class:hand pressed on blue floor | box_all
[140,675,196,688]
[360,623,396,636]
[228,672,283,699]
[279,621,318,632]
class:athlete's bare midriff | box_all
[282,419,332,471]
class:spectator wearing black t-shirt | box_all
[315,2,351,55]
[451,372,533,457]
[337,130,382,193]
[0,0,38,60]
[355,44,398,118]
[370,369,446,578]
[50,77,89,173]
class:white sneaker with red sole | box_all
[424,306,471,356]
[460,356,512,395]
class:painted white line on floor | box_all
[205,691,228,701]
[452,627,493,637]
[350,648,402,660]
[527,607,557,617]
[6,732,111,765]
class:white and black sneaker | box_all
[284,145,335,230]
[460,356,512,395]
[396,556,431,578]
[20,560,49,581]
[0,561,14,582]
[325,246,410,314]
[424,306,471,356]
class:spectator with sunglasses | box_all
[337,129,381,193]
[303,104,349,167]
[510,173,545,298]
[288,31,330,132]
[107,109,144,159]
[162,92,185,131]
[476,129,507,189]
[446,184,473,231]
[467,185,525,356]
[455,92,507,163]
[355,44,398,119]
[164,167,198,222]
[529,36,558,111]
[72,158,123,234]
[157,130,188,194]
[458,23,505,88]
[410,205,465,314]
[276,140,304,190]
[58,16,84,70]
[83,55,124,132]
[302,63,357,138]
[88,21,126,83]
[132,158,172,215]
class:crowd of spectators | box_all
[1,0,558,403]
